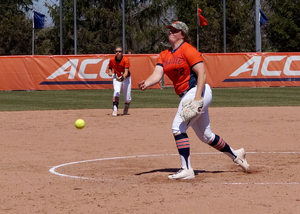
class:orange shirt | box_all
[108,56,131,78]
[157,42,203,95]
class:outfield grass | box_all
[211,87,300,107]
[0,87,299,111]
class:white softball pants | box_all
[172,84,215,144]
[112,74,132,103]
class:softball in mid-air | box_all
[75,119,85,129]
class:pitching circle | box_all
[49,151,300,185]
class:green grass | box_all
[0,87,299,111]
[211,87,300,107]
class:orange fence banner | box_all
[1,52,300,91]
[163,52,300,87]
[0,54,159,91]
[203,52,300,87]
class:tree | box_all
[3,0,300,55]
[125,0,174,53]
[42,0,173,54]
[172,0,256,53]
[0,1,35,55]
[225,0,255,52]
[266,0,300,52]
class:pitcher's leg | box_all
[168,84,211,180]
[191,114,250,172]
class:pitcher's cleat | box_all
[234,148,250,172]
[168,168,195,180]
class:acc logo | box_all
[46,59,111,80]
[230,55,300,77]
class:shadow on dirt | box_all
[135,168,232,176]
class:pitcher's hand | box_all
[138,80,146,91]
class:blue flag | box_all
[259,9,269,26]
[34,11,45,29]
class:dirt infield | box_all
[1,107,300,213]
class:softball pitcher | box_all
[108,46,132,116]
[138,21,250,180]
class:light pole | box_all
[255,0,261,52]
[74,0,77,55]
[122,0,125,52]
[60,0,63,55]
[223,0,226,53]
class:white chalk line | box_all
[49,151,300,185]
[49,154,177,180]
[223,182,300,185]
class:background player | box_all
[108,46,132,116]
[138,21,250,180]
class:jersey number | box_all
[175,67,185,76]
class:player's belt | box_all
[179,85,196,98]
[179,90,188,98]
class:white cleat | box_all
[168,168,195,180]
[112,110,118,117]
[234,148,250,173]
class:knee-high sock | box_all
[113,97,119,111]
[209,134,237,160]
[174,133,192,169]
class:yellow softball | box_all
[75,119,85,129]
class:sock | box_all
[209,134,237,160]
[174,133,192,170]
[124,102,130,110]
[113,101,119,111]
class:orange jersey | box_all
[108,56,131,78]
[157,42,203,95]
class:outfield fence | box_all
[1,52,300,91]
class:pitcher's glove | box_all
[180,98,204,122]
[116,73,125,82]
